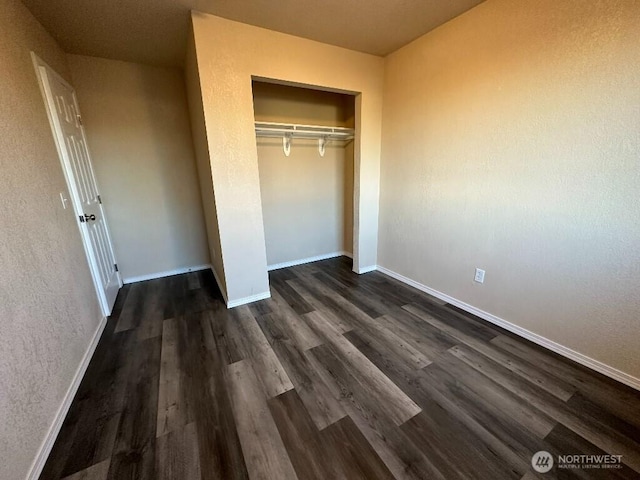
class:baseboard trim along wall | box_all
[267,251,353,271]
[123,264,212,284]
[356,265,377,274]
[28,315,108,480]
[375,265,640,392]
[227,291,272,309]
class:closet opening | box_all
[251,79,356,273]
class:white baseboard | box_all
[376,265,640,392]
[227,290,272,309]
[267,251,352,271]
[208,265,269,308]
[356,265,377,274]
[27,315,108,480]
[123,264,211,284]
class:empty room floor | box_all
[40,257,640,479]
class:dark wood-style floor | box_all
[41,257,640,480]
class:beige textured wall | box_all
[380,0,640,377]
[257,141,352,266]
[191,12,384,303]
[184,28,227,294]
[67,55,210,281]
[252,81,355,127]
[253,82,354,266]
[0,1,104,479]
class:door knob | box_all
[84,214,96,222]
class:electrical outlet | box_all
[474,268,485,283]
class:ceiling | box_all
[21,0,486,67]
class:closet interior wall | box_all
[252,81,355,268]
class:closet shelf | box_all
[254,121,355,140]
[254,121,354,157]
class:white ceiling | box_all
[21,0,486,67]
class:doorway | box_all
[32,53,122,316]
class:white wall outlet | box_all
[474,268,485,283]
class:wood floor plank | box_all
[60,459,110,480]
[187,272,201,290]
[305,343,443,480]
[231,305,294,398]
[269,269,315,315]
[363,316,433,369]
[267,389,341,480]
[109,336,161,478]
[269,389,395,480]
[437,348,557,438]
[449,343,640,474]
[156,318,190,437]
[156,422,201,480]
[403,303,576,401]
[303,310,421,426]
[359,270,447,307]
[403,301,499,343]
[205,303,246,366]
[40,412,82,479]
[256,312,347,430]
[285,278,354,333]
[166,274,188,319]
[491,333,640,429]
[345,329,551,478]
[267,287,323,350]
[106,441,155,480]
[311,270,391,318]
[114,282,146,333]
[181,311,249,480]
[401,410,521,480]
[566,392,640,451]
[247,298,273,317]
[60,411,121,478]
[59,333,136,476]
[135,278,164,341]
[225,360,298,480]
[321,415,398,480]
[200,368,250,480]
[289,274,379,331]
[378,308,457,361]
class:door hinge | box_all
[97,194,102,204]
[77,114,83,126]
[79,215,85,223]
[114,263,119,272]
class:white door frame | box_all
[31,52,122,316]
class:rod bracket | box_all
[283,134,292,156]
[318,137,327,157]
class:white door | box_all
[32,54,121,316]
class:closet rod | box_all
[255,121,355,140]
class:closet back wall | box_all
[253,82,354,267]
[68,55,210,281]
